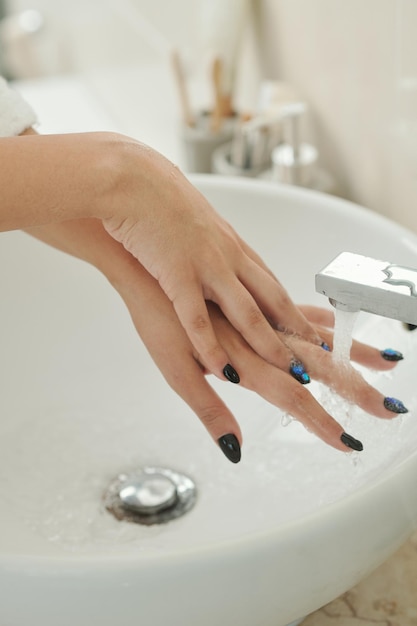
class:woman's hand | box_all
[27,217,407,462]
[100,137,322,385]
[120,271,407,460]
[3,130,321,387]
[16,125,407,462]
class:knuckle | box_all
[198,404,225,429]
[246,306,265,329]
[190,313,210,333]
[311,347,329,369]
[289,382,309,408]
[198,342,226,372]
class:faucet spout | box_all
[315,251,417,324]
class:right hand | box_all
[101,138,322,386]
[119,261,405,459]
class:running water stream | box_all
[332,308,359,365]
[315,307,360,432]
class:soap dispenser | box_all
[269,102,337,194]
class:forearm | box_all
[0,131,132,231]
[16,130,146,293]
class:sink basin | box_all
[1,176,417,626]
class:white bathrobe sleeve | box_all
[0,76,37,136]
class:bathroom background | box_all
[1,0,415,232]
[0,0,417,229]
[1,2,417,625]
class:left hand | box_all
[120,272,402,456]
[27,218,403,461]
[101,139,322,384]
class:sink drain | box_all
[103,467,197,526]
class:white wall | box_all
[256,0,417,232]
[3,0,178,75]
[3,0,204,75]
[4,0,416,233]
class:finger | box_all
[239,237,334,336]
[285,336,409,419]
[204,306,358,452]
[237,259,321,344]
[211,276,307,379]
[298,306,405,370]
[231,235,321,345]
[124,271,243,463]
[235,347,354,452]
[161,353,243,463]
[316,327,403,372]
[169,281,241,383]
[234,232,279,281]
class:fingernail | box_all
[381,348,404,362]
[384,397,409,414]
[218,434,241,463]
[341,432,364,451]
[405,323,417,331]
[321,341,331,352]
[223,364,240,384]
[290,359,310,384]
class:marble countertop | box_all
[302,529,417,626]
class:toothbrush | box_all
[200,0,250,117]
[210,56,224,132]
[171,48,195,127]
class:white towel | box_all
[0,76,37,136]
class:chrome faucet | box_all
[315,251,417,325]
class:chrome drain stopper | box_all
[103,467,197,525]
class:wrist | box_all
[97,133,183,224]
[0,131,133,231]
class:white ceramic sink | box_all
[1,177,417,626]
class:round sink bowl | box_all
[1,176,417,626]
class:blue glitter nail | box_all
[290,360,310,384]
[381,348,403,362]
[384,397,408,414]
[321,342,331,352]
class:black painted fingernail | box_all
[341,432,364,452]
[223,364,240,384]
[290,359,310,384]
[405,323,417,331]
[384,397,409,414]
[321,341,331,352]
[218,434,241,463]
[381,348,404,362]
